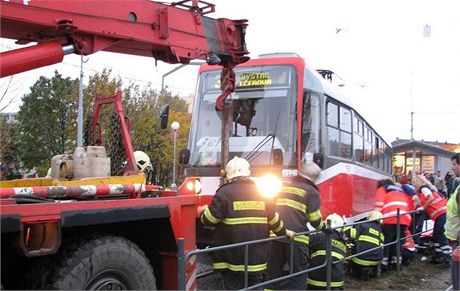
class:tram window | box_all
[327,102,338,127]
[340,107,351,132]
[384,145,392,173]
[373,137,380,169]
[328,127,340,156]
[357,120,363,135]
[379,142,385,171]
[302,92,320,154]
[354,133,364,163]
[327,102,352,159]
[340,131,352,158]
[353,116,358,133]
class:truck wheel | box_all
[47,235,157,290]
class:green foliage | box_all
[125,86,191,186]
[7,68,192,184]
[0,120,21,171]
[17,71,79,170]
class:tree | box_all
[0,119,21,176]
[125,86,191,187]
[17,71,79,173]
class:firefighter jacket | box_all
[271,176,324,245]
[374,185,413,226]
[445,185,460,241]
[418,186,447,220]
[200,176,286,273]
[343,221,384,267]
[307,230,346,288]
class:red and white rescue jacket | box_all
[374,185,413,226]
[418,186,447,221]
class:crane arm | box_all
[0,0,249,77]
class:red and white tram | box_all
[182,53,392,220]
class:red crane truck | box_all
[0,0,248,289]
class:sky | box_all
[1,0,459,145]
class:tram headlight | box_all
[185,178,202,194]
[255,174,282,199]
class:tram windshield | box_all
[189,65,297,167]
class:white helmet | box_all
[368,210,383,221]
[134,151,152,172]
[299,161,321,182]
[225,156,250,180]
[326,213,344,230]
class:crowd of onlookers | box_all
[395,169,460,200]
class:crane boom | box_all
[0,0,249,78]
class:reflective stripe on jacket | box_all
[273,176,324,245]
[343,221,384,266]
[375,186,413,226]
[201,177,286,272]
[308,231,346,287]
[418,187,447,220]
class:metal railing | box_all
[178,208,434,290]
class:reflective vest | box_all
[445,186,460,241]
[418,186,447,220]
[375,186,413,226]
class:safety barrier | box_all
[177,208,435,290]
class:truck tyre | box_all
[46,235,157,290]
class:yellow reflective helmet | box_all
[326,213,344,230]
[225,156,251,180]
[134,151,152,172]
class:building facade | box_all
[392,138,459,178]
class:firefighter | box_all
[374,179,413,272]
[198,156,293,290]
[133,150,153,184]
[307,213,346,290]
[343,211,384,280]
[266,161,325,290]
[412,174,450,267]
[133,151,152,172]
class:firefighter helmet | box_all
[134,151,152,172]
[298,161,321,182]
[225,156,250,180]
[368,210,383,221]
[326,213,344,230]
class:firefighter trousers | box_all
[266,241,308,290]
[381,224,406,270]
[220,270,263,290]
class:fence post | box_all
[326,219,332,290]
[289,238,294,274]
[396,208,401,275]
[177,238,186,290]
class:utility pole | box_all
[411,111,416,179]
[77,53,84,147]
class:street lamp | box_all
[171,121,180,191]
